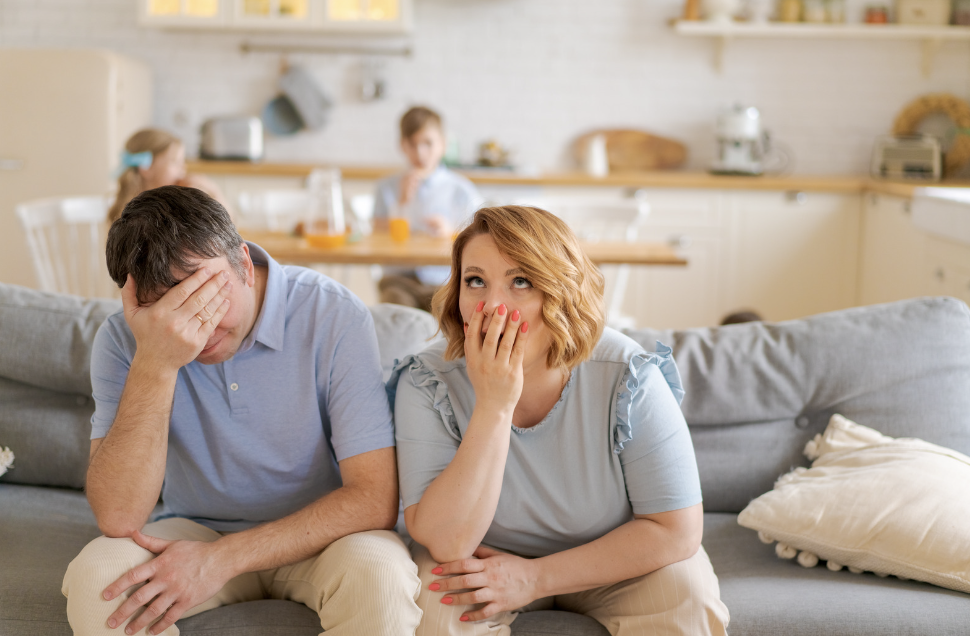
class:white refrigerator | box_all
[0,48,152,289]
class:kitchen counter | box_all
[186,160,970,196]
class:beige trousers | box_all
[412,542,730,636]
[62,517,422,636]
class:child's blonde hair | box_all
[108,128,181,224]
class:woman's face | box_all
[459,233,552,372]
[139,142,186,190]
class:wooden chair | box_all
[15,195,116,298]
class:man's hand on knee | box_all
[102,530,235,635]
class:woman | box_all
[389,205,729,635]
[108,128,229,223]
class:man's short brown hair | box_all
[105,185,245,304]
[400,106,442,140]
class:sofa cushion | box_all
[0,378,92,488]
[0,484,101,635]
[0,282,439,490]
[0,284,119,395]
[704,512,970,636]
[738,414,970,594]
[624,297,970,513]
[368,303,441,381]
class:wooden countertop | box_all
[241,231,687,267]
[188,160,970,196]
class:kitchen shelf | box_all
[188,160,970,196]
[673,20,970,76]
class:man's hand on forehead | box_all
[122,266,233,373]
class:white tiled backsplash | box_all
[2,0,969,175]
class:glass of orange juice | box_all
[389,217,410,243]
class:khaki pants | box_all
[378,274,439,313]
[412,542,729,636]
[62,517,422,636]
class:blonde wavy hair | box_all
[108,128,181,224]
[431,205,606,370]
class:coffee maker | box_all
[711,104,768,176]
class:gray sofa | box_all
[2,281,969,635]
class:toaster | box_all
[200,116,264,161]
[871,134,942,182]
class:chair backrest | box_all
[512,192,651,326]
[237,190,311,232]
[15,195,115,298]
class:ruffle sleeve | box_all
[614,342,685,454]
[387,355,462,442]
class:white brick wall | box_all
[2,0,968,175]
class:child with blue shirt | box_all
[374,106,482,311]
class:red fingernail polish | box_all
[511,310,520,321]
[498,304,507,316]
[522,322,529,333]
[429,583,440,591]
[460,616,470,622]
[476,301,484,312]
[442,596,454,605]
[431,566,443,574]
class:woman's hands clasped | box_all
[430,546,542,623]
[463,301,530,420]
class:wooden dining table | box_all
[242,231,688,267]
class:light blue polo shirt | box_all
[90,243,395,532]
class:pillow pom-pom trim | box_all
[776,543,798,559]
[797,551,819,568]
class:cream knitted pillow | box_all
[738,414,970,594]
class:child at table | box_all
[373,106,482,312]
[108,128,231,223]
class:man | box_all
[62,186,421,635]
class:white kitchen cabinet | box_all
[858,193,928,305]
[724,191,861,322]
[140,0,226,27]
[922,236,970,305]
[139,0,412,32]
[626,190,728,329]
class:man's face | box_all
[190,255,255,365]
[141,248,258,365]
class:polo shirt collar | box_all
[240,241,286,353]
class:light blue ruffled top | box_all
[388,327,702,558]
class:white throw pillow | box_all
[738,414,970,594]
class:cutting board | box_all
[573,129,687,172]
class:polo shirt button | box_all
[230,383,239,391]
